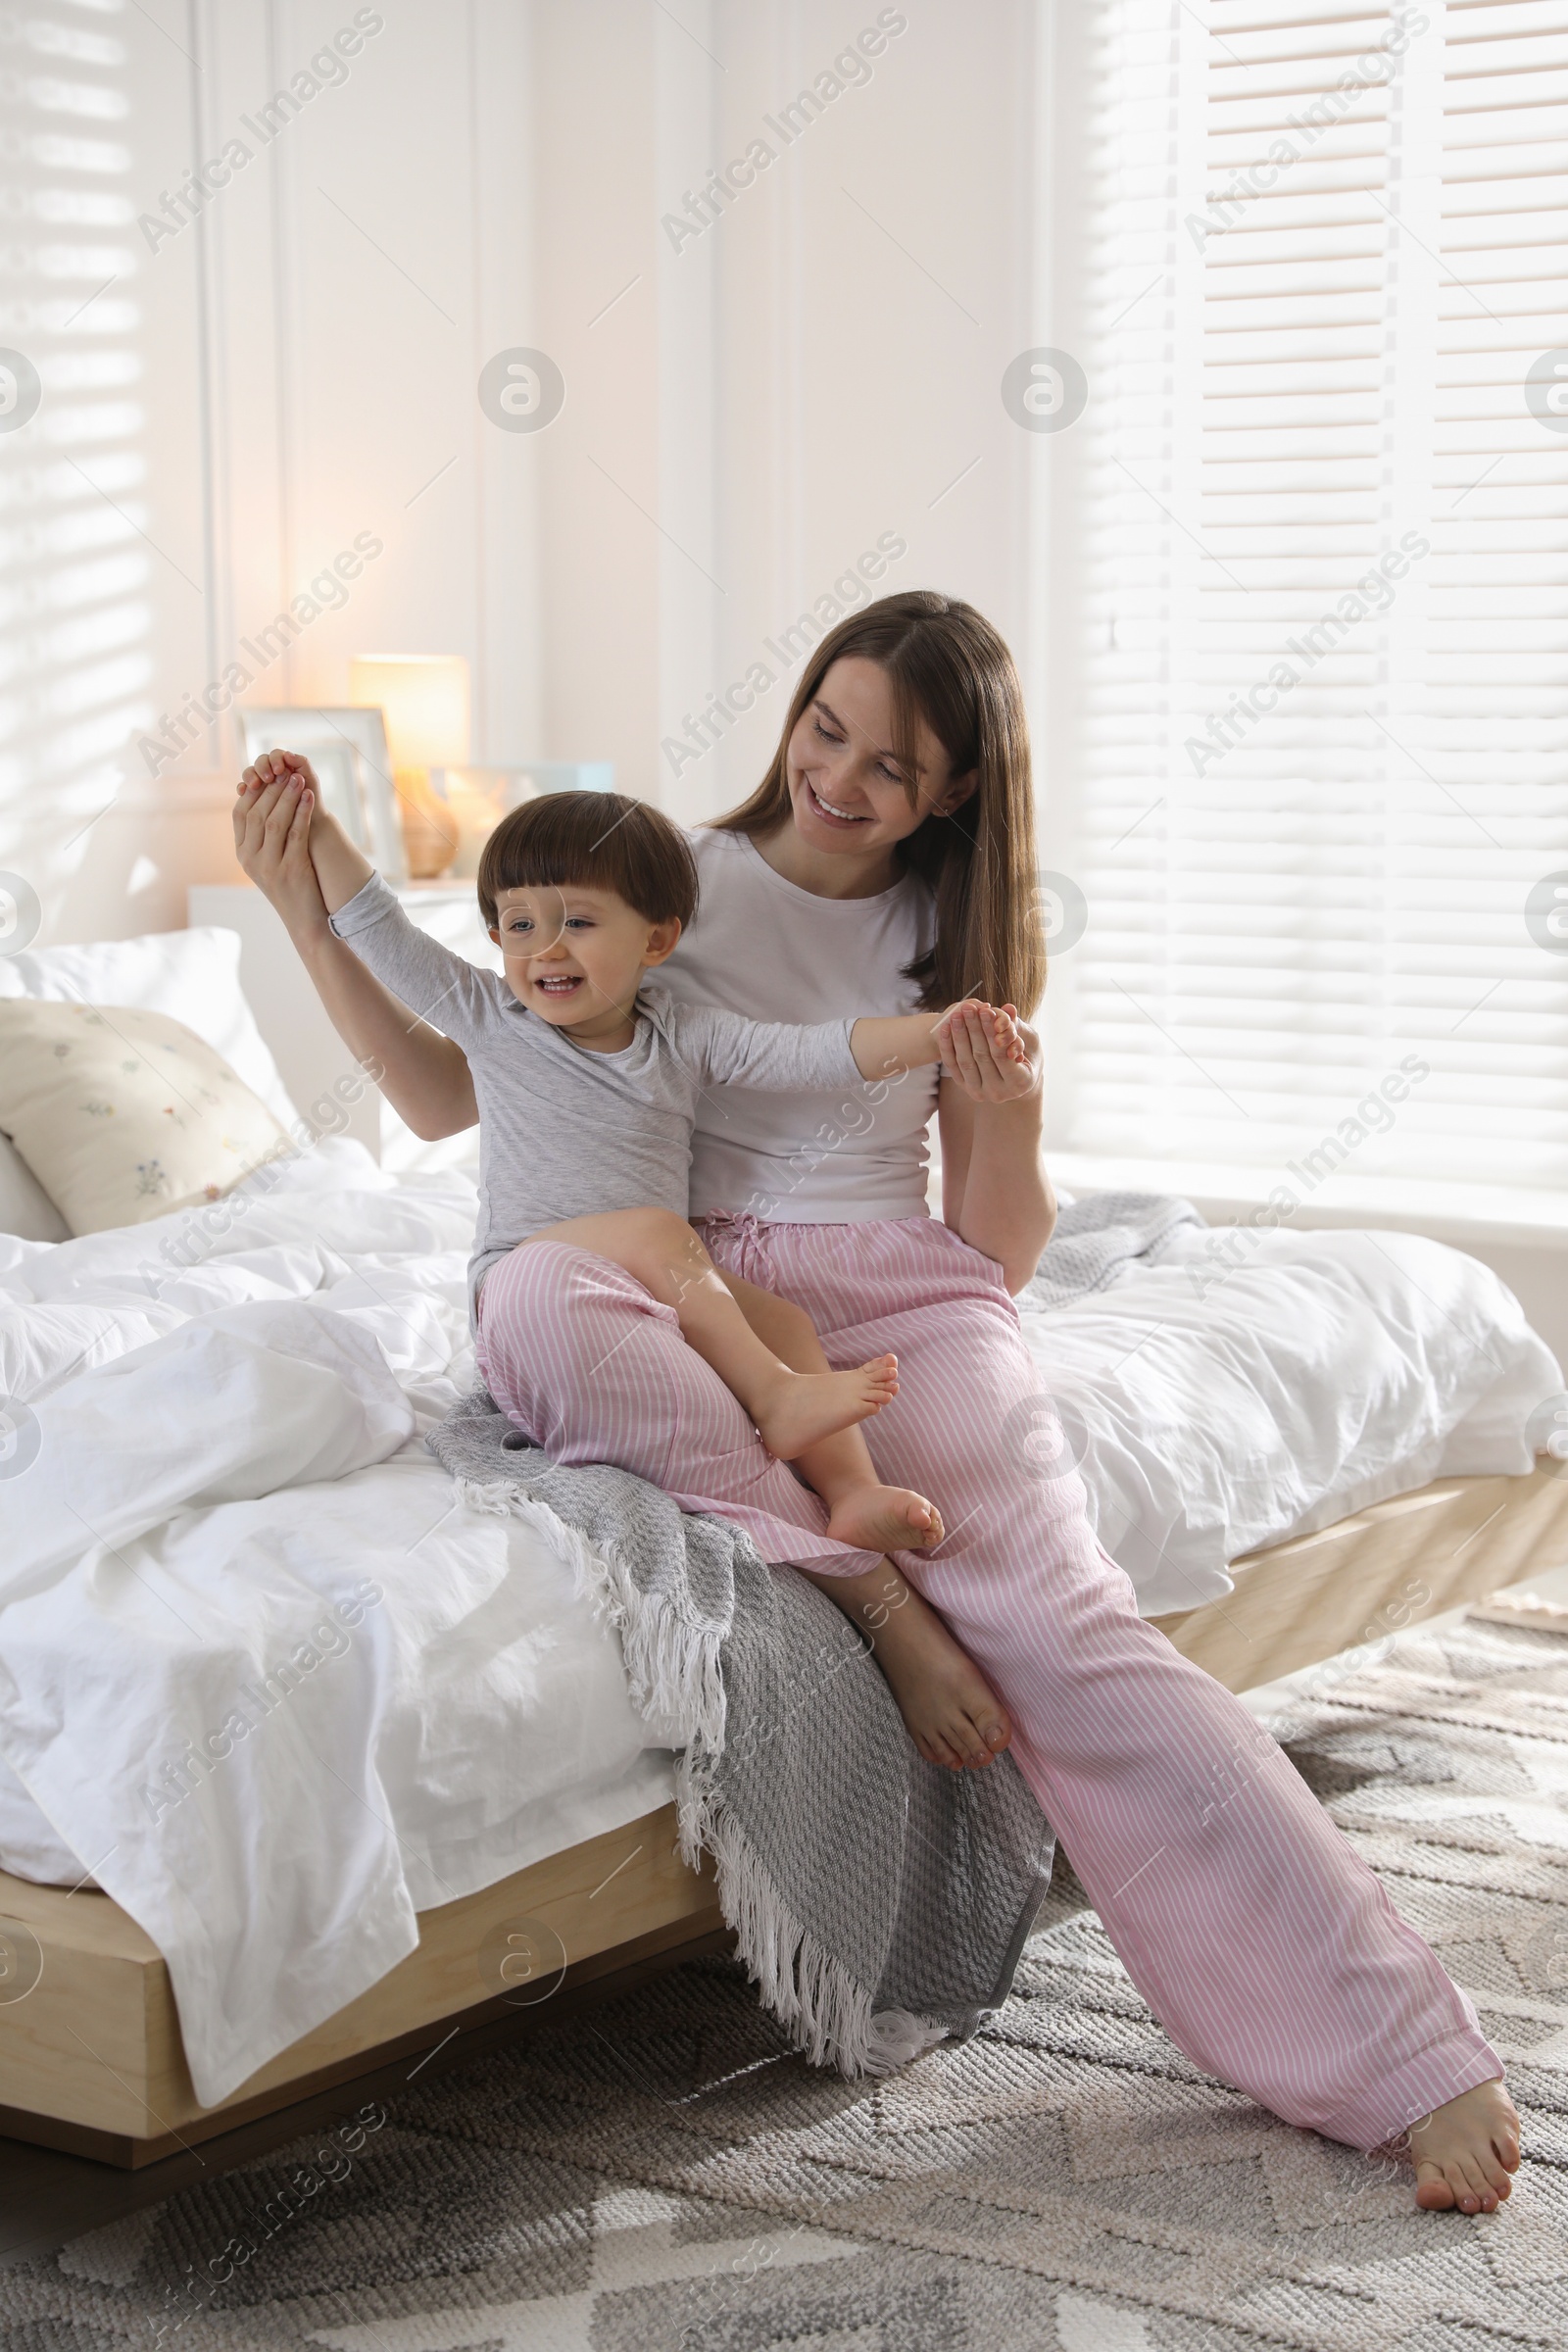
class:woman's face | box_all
[782,657,974,860]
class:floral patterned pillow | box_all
[0,1001,292,1237]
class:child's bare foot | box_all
[753,1355,899,1461]
[851,1568,1011,1771]
[1406,2080,1521,2213]
[826,1483,945,1554]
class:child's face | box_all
[490,882,680,1032]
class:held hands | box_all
[234,750,373,929]
[233,752,326,936]
[934,1000,1040,1104]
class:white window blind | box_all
[1054,0,1568,1193]
[0,4,149,881]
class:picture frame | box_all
[238,707,409,885]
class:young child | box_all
[238,756,1027,1773]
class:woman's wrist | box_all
[284,905,338,962]
[971,1085,1044,1140]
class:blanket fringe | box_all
[452,1475,726,1754]
[677,1746,949,2080]
[452,1469,946,2081]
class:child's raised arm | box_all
[237,752,499,1052]
[232,767,479,1140]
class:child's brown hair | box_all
[477,792,699,931]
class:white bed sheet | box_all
[0,1147,1556,2105]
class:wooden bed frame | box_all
[3,1464,1565,2167]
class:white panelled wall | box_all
[4,0,1566,1354]
[0,0,1042,941]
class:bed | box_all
[0,931,1564,2165]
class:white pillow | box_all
[0,1001,291,1236]
[0,927,300,1130]
[0,1133,69,1243]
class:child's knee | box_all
[619,1206,700,1255]
[605,1208,706,1293]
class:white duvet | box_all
[1018,1220,1563,1617]
[0,1146,671,2106]
[0,1143,1557,2106]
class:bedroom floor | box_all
[4,1590,1566,2348]
[0,1934,736,2271]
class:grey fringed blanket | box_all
[1020,1191,1204,1311]
[428,1390,1054,2077]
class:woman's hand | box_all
[233,756,330,944]
[935,1001,1041,1104]
[936,1001,1053,1291]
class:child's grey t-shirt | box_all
[329,873,864,1316]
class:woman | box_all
[235,591,1517,2213]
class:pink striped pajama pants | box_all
[476,1212,1500,2150]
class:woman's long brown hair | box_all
[710,590,1047,1016]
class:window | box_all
[1044,0,1568,1196]
[0,1,151,914]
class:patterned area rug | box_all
[5,1612,1567,2351]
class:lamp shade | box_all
[349,655,470,769]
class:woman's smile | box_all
[766,659,976,893]
[805,779,872,827]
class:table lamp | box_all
[349,654,470,879]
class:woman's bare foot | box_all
[1406,2080,1521,2213]
[849,1565,1011,1771]
[752,1354,899,1461]
[826,1482,945,1554]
